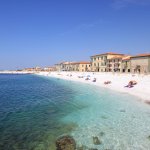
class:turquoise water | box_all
[0,74,150,150]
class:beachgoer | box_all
[104,81,111,84]
[92,78,96,82]
[124,80,137,88]
[85,77,90,80]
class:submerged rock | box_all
[55,135,76,150]
[92,136,101,145]
[88,148,98,150]
[120,109,126,112]
[147,135,150,140]
[101,115,108,119]
[99,131,105,136]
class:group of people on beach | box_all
[69,73,138,88]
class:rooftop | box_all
[108,55,125,60]
[131,53,150,58]
[122,55,131,61]
[71,61,91,65]
[91,52,124,57]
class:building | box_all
[55,62,73,71]
[70,61,91,72]
[107,55,125,72]
[91,52,124,72]
[23,66,42,72]
[55,61,91,72]
[121,56,131,73]
[43,66,56,72]
[130,53,150,74]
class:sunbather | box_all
[92,78,96,82]
[131,80,137,85]
[85,77,90,80]
[124,80,137,88]
[104,81,111,84]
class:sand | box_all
[37,71,150,103]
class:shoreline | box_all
[37,71,150,103]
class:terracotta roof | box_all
[108,55,125,60]
[91,52,124,57]
[71,61,91,65]
[131,53,150,58]
[122,55,131,61]
[78,61,91,64]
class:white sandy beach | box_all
[37,71,150,103]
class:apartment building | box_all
[121,56,131,73]
[55,52,150,74]
[55,62,73,71]
[107,55,125,72]
[91,52,124,72]
[70,62,91,72]
[43,67,56,72]
[130,54,150,74]
[55,61,91,72]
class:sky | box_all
[0,0,150,70]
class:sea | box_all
[0,74,150,150]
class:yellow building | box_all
[130,53,150,74]
[55,61,91,72]
[91,52,124,72]
[70,62,91,72]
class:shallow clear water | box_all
[0,74,150,150]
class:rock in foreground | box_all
[56,135,76,150]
